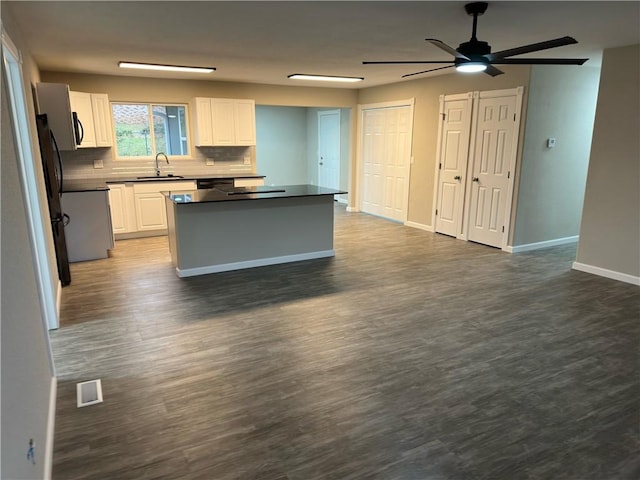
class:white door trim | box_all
[356,98,415,222]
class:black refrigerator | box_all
[35,113,71,286]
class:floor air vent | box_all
[76,379,103,408]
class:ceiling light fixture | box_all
[288,74,364,83]
[455,62,488,73]
[119,62,215,73]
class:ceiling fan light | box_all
[456,62,488,73]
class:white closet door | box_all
[467,94,518,248]
[361,104,413,222]
[435,95,472,237]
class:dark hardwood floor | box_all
[50,205,640,479]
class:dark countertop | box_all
[164,184,347,204]
[62,173,266,193]
[62,180,111,193]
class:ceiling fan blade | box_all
[426,39,469,60]
[490,58,588,65]
[488,36,578,60]
[484,65,504,77]
[363,60,454,65]
[402,65,455,78]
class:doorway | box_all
[317,109,340,189]
[434,87,523,249]
[358,99,414,223]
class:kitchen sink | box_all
[136,175,184,180]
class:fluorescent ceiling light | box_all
[119,62,215,73]
[288,74,363,83]
[455,62,488,73]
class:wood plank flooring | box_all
[50,205,640,479]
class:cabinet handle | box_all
[454,175,461,181]
[472,177,479,182]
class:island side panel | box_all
[165,197,179,268]
[174,195,335,275]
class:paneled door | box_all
[466,92,519,248]
[435,93,473,237]
[318,110,340,189]
[360,101,414,222]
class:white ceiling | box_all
[5,1,640,88]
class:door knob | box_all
[454,175,461,181]
[472,177,479,182]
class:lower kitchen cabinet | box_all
[61,190,114,262]
[108,181,196,238]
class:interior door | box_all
[435,94,472,237]
[361,108,385,216]
[360,103,413,222]
[317,110,340,189]
[467,93,518,248]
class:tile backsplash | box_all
[61,146,255,179]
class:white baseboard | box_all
[405,221,434,232]
[336,197,348,205]
[177,250,336,277]
[44,376,57,480]
[505,235,579,253]
[572,262,640,286]
[346,206,359,213]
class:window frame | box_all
[110,101,191,161]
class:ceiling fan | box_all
[363,2,588,78]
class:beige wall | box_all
[356,65,531,226]
[575,44,640,279]
[512,65,601,246]
[1,8,56,479]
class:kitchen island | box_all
[163,184,347,277]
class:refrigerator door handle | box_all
[62,213,70,226]
[50,131,64,193]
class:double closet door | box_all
[434,87,523,249]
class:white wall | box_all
[255,106,308,185]
[574,44,640,283]
[1,32,56,480]
[512,65,601,246]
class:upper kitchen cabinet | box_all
[69,91,114,148]
[36,83,113,150]
[191,97,256,147]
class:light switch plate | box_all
[93,159,104,169]
[206,158,215,166]
[243,156,251,165]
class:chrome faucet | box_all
[155,152,169,176]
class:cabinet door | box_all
[91,94,113,147]
[108,184,128,234]
[211,98,236,146]
[234,99,256,145]
[135,193,167,231]
[69,91,97,148]
[193,97,214,146]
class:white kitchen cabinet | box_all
[90,94,114,147]
[192,97,256,146]
[132,181,196,233]
[70,91,113,148]
[108,183,135,234]
[69,91,97,148]
[61,190,114,262]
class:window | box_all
[111,103,189,159]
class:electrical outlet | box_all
[93,159,104,169]
[243,156,251,165]
[206,158,215,166]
